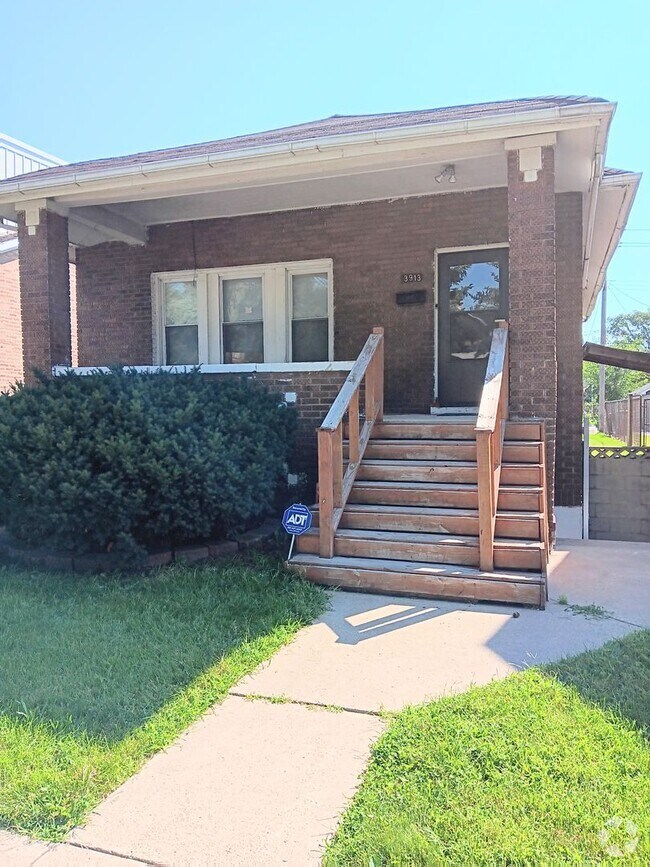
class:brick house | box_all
[0,133,68,391]
[0,96,640,604]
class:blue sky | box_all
[4,0,649,336]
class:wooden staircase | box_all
[287,325,550,608]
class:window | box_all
[222,276,264,363]
[153,259,332,366]
[290,272,329,362]
[164,280,199,365]
[447,260,501,360]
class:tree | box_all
[583,309,650,422]
[608,311,650,351]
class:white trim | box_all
[52,361,354,376]
[152,258,334,366]
[433,243,509,403]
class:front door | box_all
[437,247,508,407]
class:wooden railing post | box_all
[372,326,384,422]
[476,430,495,572]
[348,388,360,466]
[318,428,335,558]
[475,321,509,574]
[332,422,343,508]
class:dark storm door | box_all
[437,247,509,407]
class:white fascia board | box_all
[0,103,614,208]
[583,170,642,319]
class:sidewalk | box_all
[5,539,648,865]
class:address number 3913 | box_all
[402,273,422,283]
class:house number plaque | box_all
[402,273,422,283]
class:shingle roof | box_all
[2,96,608,186]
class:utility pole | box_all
[598,280,607,432]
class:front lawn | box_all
[0,557,325,839]
[590,430,627,447]
[326,631,650,865]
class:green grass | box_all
[590,430,627,447]
[325,631,650,865]
[0,557,326,840]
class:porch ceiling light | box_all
[435,164,456,184]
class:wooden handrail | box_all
[317,327,384,557]
[475,320,509,572]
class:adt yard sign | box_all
[282,503,313,535]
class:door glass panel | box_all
[222,276,264,363]
[164,281,198,363]
[448,261,500,359]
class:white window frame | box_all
[152,258,334,366]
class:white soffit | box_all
[583,171,642,319]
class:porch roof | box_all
[0,95,640,320]
[0,96,608,188]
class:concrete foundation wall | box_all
[589,456,650,542]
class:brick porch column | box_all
[506,144,557,519]
[17,208,71,383]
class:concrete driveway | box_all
[4,539,648,866]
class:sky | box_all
[3,0,649,338]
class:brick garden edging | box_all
[0,519,279,574]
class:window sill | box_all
[52,361,355,376]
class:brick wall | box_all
[555,192,583,507]
[205,369,349,481]
[507,147,557,515]
[17,210,71,382]
[0,257,22,390]
[73,182,586,507]
[76,190,508,412]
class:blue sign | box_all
[282,503,313,536]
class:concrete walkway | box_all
[4,539,648,866]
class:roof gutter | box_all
[0,102,615,205]
[583,171,642,319]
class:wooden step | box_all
[349,480,479,509]
[322,503,480,536]
[312,504,541,540]
[356,439,542,464]
[357,460,478,484]
[366,421,476,440]
[348,481,541,512]
[497,486,543,512]
[360,440,477,461]
[501,463,544,486]
[502,442,543,463]
[288,554,545,607]
[494,539,545,571]
[297,528,481,565]
[505,421,543,441]
[297,529,544,571]
[357,460,544,489]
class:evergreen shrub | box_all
[0,370,295,561]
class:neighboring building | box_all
[0,96,640,602]
[0,133,66,390]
